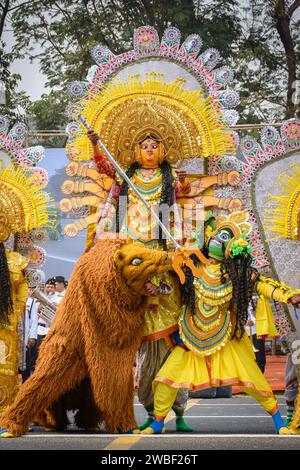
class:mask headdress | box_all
[62,25,240,240]
[0,166,51,242]
[67,74,235,167]
[0,117,54,287]
[130,108,167,165]
[206,211,253,259]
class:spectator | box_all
[282,333,300,426]
[245,298,266,373]
[22,294,38,382]
[53,275,67,301]
[284,355,299,426]
[44,279,56,297]
[36,278,60,350]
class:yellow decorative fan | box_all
[264,164,300,240]
[0,165,51,243]
[67,73,235,166]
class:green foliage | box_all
[27,90,68,146]
[0,41,31,123]
[2,0,300,138]
[233,0,300,121]
[30,90,67,130]
[9,0,243,89]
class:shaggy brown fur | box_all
[0,239,170,436]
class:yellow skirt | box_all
[154,334,273,398]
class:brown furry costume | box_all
[0,239,171,436]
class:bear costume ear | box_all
[114,249,125,263]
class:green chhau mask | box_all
[204,215,253,261]
[207,228,233,261]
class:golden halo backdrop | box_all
[67,74,235,167]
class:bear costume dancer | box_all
[0,239,172,437]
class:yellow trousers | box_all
[152,336,279,419]
[154,382,278,418]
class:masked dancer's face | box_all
[208,228,233,261]
[139,138,161,168]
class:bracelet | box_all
[77,165,88,178]
[176,179,191,194]
[73,181,85,193]
[218,197,230,209]
[183,181,191,194]
[217,172,228,186]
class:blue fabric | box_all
[0,430,8,435]
[149,419,165,433]
[272,411,287,433]
[172,330,183,344]
[117,427,133,434]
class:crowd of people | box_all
[21,276,68,382]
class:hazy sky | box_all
[3,28,47,101]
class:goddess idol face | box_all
[138,137,163,168]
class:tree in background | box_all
[0,44,27,121]
[0,0,37,121]
[234,0,300,122]
[10,0,241,88]
[29,90,68,147]
[2,0,300,134]
[272,0,300,118]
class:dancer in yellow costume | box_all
[0,247,28,415]
[0,166,50,416]
[60,74,243,432]
[263,163,300,432]
[138,211,300,435]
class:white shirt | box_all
[55,290,66,302]
[245,311,256,336]
[25,298,38,345]
[37,291,63,336]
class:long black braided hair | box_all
[220,252,256,339]
[0,242,13,324]
[182,244,257,339]
[115,160,174,250]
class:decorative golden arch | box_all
[67,74,235,167]
[264,163,300,240]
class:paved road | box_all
[1,396,300,450]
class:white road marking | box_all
[134,402,286,407]
[103,398,200,450]
[10,433,300,439]
[174,415,287,418]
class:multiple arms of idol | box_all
[60,141,243,237]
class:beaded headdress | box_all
[0,165,51,243]
[205,211,252,259]
[0,116,54,287]
[66,25,240,168]
[62,25,240,241]
[67,74,235,167]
